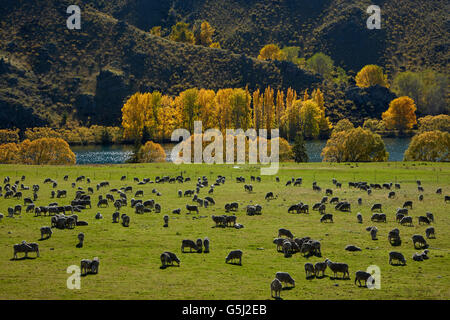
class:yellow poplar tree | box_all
[382,96,417,132]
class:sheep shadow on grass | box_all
[10,256,37,261]
[281,286,295,291]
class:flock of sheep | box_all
[0,170,447,299]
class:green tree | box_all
[404,130,450,162]
[306,53,334,79]
[169,22,195,44]
[292,132,308,162]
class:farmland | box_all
[0,162,449,300]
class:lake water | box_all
[72,138,411,164]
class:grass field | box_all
[0,162,449,300]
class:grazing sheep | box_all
[270,278,282,298]
[40,226,52,239]
[418,216,430,225]
[314,262,327,277]
[90,257,100,274]
[403,201,413,209]
[212,215,226,227]
[225,249,243,265]
[95,212,103,220]
[203,237,210,253]
[371,203,382,212]
[275,272,295,287]
[300,242,314,257]
[172,208,181,215]
[366,226,378,240]
[282,241,292,257]
[400,216,413,226]
[426,212,434,223]
[412,234,428,249]
[388,228,401,246]
[305,263,315,278]
[278,228,294,239]
[345,245,362,252]
[356,212,363,223]
[371,213,386,223]
[163,215,169,228]
[181,239,200,253]
[13,241,33,259]
[80,259,92,275]
[396,213,405,223]
[164,252,181,266]
[160,252,172,268]
[196,238,203,253]
[325,259,349,279]
[77,233,85,248]
[354,271,374,287]
[389,251,406,265]
[265,192,275,200]
[186,204,199,214]
[320,213,333,223]
[121,214,130,227]
[388,191,396,199]
[112,211,120,223]
[425,227,435,239]
[273,238,285,252]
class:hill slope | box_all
[0,0,319,128]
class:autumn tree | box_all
[9,138,76,165]
[299,100,322,140]
[312,88,332,138]
[418,114,450,133]
[355,65,388,88]
[0,129,19,144]
[0,142,20,164]
[197,89,217,130]
[404,130,449,161]
[257,44,286,61]
[252,89,264,132]
[137,141,166,163]
[121,92,157,143]
[215,88,233,132]
[195,21,215,47]
[150,26,162,37]
[333,119,354,133]
[382,96,417,132]
[321,127,388,162]
[179,88,201,132]
[292,132,308,162]
[263,87,275,130]
[169,22,195,44]
[229,88,252,130]
[156,95,182,141]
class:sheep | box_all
[163,215,169,228]
[97,199,108,208]
[172,208,181,215]
[112,211,120,223]
[160,252,172,268]
[196,238,203,253]
[320,213,333,223]
[389,251,406,266]
[345,245,362,252]
[425,227,436,239]
[388,191,396,199]
[304,263,315,278]
[0,213,3,222]
[412,252,425,262]
[80,259,92,275]
[366,226,378,240]
[203,237,210,253]
[354,271,374,287]
[273,238,285,252]
[270,278,283,298]
[275,272,295,287]
[265,192,275,200]
[181,239,200,253]
[418,216,431,225]
[371,213,386,223]
[77,233,85,248]
[357,198,362,205]
[225,249,243,265]
[225,215,237,227]
[212,215,227,227]
[90,257,100,274]
[314,262,327,277]
[300,242,314,257]
[388,228,401,246]
[412,234,428,249]
[325,259,349,279]
[356,212,363,224]
[164,251,180,266]
[403,201,413,209]
[278,228,294,239]
[13,241,33,259]
[121,214,130,227]
[426,212,434,223]
[95,212,103,220]
[40,226,52,239]
[400,216,413,226]
[282,241,292,257]
[186,204,199,214]
[371,203,382,212]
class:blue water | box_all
[73,138,411,164]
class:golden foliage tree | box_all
[322,127,388,162]
[382,96,417,132]
[257,44,286,61]
[149,26,161,37]
[121,92,156,142]
[197,21,215,47]
[0,129,19,144]
[229,88,252,130]
[169,22,195,44]
[137,141,166,163]
[404,130,449,162]
[299,100,322,140]
[355,65,388,88]
[0,142,20,164]
[418,114,450,133]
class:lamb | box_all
[275,272,295,287]
[354,271,374,287]
[389,251,406,265]
[270,278,282,298]
[304,263,315,278]
[425,227,435,239]
[95,212,103,219]
[314,261,327,277]
[325,259,349,279]
[203,237,210,253]
[225,249,243,265]
[356,212,363,223]
[278,228,294,239]
[181,239,200,253]
[40,226,52,239]
[320,213,333,223]
[412,234,428,249]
